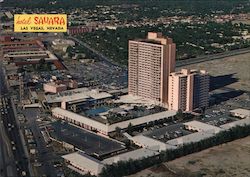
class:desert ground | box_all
[128,136,250,177]
[128,53,250,177]
[178,52,250,92]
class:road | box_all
[69,36,250,69]
[176,47,250,67]
[0,61,30,177]
[0,109,17,177]
[23,108,59,177]
[0,60,17,177]
[68,36,122,68]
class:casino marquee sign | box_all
[14,14,67,32]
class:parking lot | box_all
[65,59,128,89]
[142,123,192,143]
[22,108,59,177]
[203,92,250,126]
[48,121,126,157]
[133,92,250,143]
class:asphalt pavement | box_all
[69,36,250,70]
[49,121,126,157]
[0,61,17,177]
[0,114,17,177]
[0,61,30,177]
[68,36,122,68]
[23,108,58,177]
[176,47,250,67]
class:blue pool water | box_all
[85,106,110,116]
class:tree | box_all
[115,127,122,137]
[76,54,83,60]
[201,107,206,116]
[66,46,74,58]
[127,123,133,134]
[176,109,184,121]
[99,124,250,177]
[39,58,46,65]
[36,58,46,70]
[17,67,25,73]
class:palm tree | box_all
[115,127,122,137]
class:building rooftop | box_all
[230,108,250,118]
[167,132,215,146]
[30,91,38,99]
[52,108,176,133]
[107,88,128,94]
[44,82,66,88]
[129,32,174,45]
[52,39,75,46]
[52,107,108,125]
[102,148,159,165]
[63,151,102,165]
[0,40,39,45]
[220,118,250,130]
[132,39,163,45]
[108,110,176,130]
[4,11,13,19]
[62,152,104,175]
[170,69,208,77]
[115,94,160,105]
[4,50,58,61]
[45,88,112,103]
[131,135,176,151]
[184,120,222,133]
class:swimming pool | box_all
[85,106,111,116]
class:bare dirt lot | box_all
[179,53,250,92]
[128,136,250,177]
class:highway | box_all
[0,60,17,177]
[0,108,17,177]
[176,47,250,67]
[69,36,250,69]
[0,61,30,177]
[68,36,121,68]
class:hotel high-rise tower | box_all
[128,32,176,106]
[168,69,210,112]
